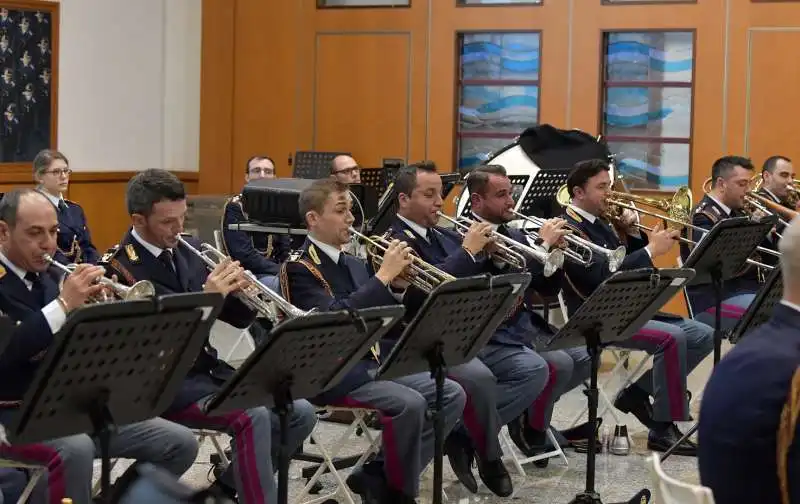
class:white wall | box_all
[53,0,201,172]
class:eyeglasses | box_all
[46,168,71,176]
[248,168,274,176]
[333,166,360,176]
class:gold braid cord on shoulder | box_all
[778,366,800,504]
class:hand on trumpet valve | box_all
[644,222,679,258]
[375,239,414,285]
[462,221,494,255]
[60,263,106,311]
[618,208,639,234]
[204,258,249,297]
[539,218,570,248]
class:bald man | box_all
[330,155,361,185]
[699,216,800,504]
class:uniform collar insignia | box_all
[403,229,415,239]
[0,265,5,280]
[566,207,582,223]
[125,244,140,263]
[308,244,321,265]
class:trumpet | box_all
[509,209,626,272]
[743,176,798,226]
[349,228,455,293]
[44,254,156,302]
[436,212,564,277]
[176,235,310,320]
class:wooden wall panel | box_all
[313,33,411,165]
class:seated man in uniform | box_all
[330,154,361,185]
[33,149,99,265]
[462,165,593,457]
[759,155,796,210]
[561,159,713,456]
[681,156,767,330]
[699,216,800,504]
[222,155,291,292]
[0,189,199,504]
[281,178,466,504]
[102,169,317,504]
[387,161,549,496]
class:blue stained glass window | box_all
[602,31,694,191]
[457,32,540,172]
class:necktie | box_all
[57,200,67,214]
[25,272,45,307]
[159,250,176,274]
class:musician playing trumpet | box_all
[759,155,797,212]
[562,159,713,456]
[281,178,466,504]
[462,165,595,459]
[102,169,317,503]
[386,161,550,497]
[0,189,199,504]
[681,156,770,330]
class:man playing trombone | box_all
[759,155,797,211]
[102,169,318,503]
[461,164,594,457]
[561,159,713,456]
[682,156,771,330]
[387,161,549,496]
[280,178,467,504]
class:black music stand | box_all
[204,306,405,504]
[516,168,572,219]
[7,294,223,503]
[546,268,696,504]
[378,273,531,504]
[292,150,349,179]
[730,265,783,344]
[660,217,774,461]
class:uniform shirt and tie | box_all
[39,190,99,265]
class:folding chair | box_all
[649,453,715,504]
[0,459,46,504]
[499,425,568,490]
[294,406,383,504]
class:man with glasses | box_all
[330,155,361,185]
[33,149,99,265]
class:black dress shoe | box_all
[561,419,601,443]
[476,458,513,497]
[507,414,546,457]
[647,423,697,457]
[614,385,657,430]
[444,433,478,493]
[346,462,389,504]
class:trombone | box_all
[176,235,311,320]
[44,253,156,303]
[509,209,626,272]
[436,212,565,277]
[349,227,455,293]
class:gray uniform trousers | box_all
[446,358,502,461]
[329,372,465,498]
[613,318,714,423]
[0,416,198,504]
[166,397,317,504]
[527,347,592,431]
[694,293,755,332]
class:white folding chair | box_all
[0,459,46,504]
[294,406,383,504]
[649,453,715,504]
[499,425,568,486]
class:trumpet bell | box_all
[556,184,571,208]
[607,246,626,272]
[122,280,157,300]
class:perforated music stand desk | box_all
[7,293,224,503]
[545,268,695,504]
[516,168,572,219]
[204,306,405,504]
[729,265,782,344]
[378,273,531,504]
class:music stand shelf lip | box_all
[730,265,783,344]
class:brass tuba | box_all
[45,254,156,303]
[349,227,455,293]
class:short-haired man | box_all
[698,215,800,504]
[33,149,99,265]
[562,159,713,456]
[760,155,796,209]
[222,155,291,292]
[281,178,466,504]
[464,165,594,456]
[680,156,765,330]
[0,189,198,504]
[102,170,317,503]
[330,155,361,185]
[387,161,547,496]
